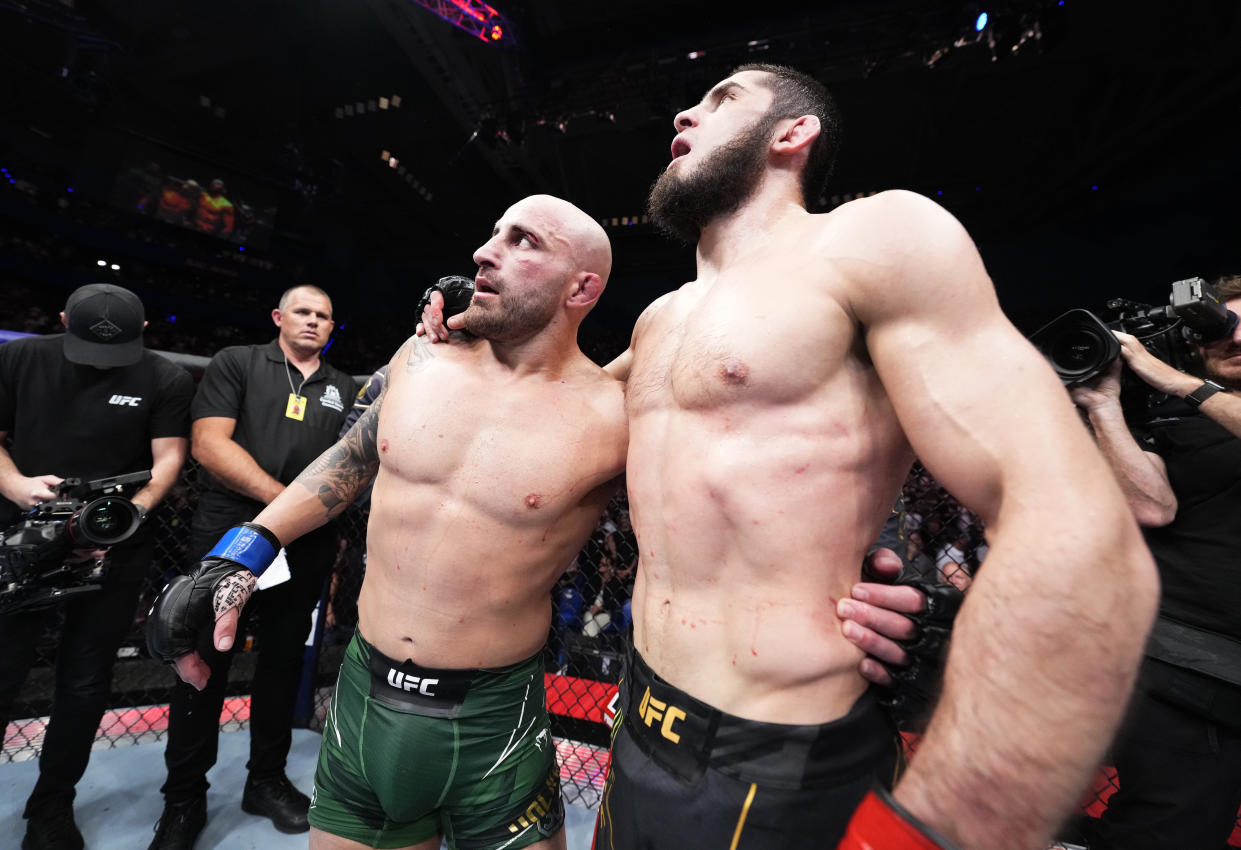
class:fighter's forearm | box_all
[892,510,1158,850]
[286,394,382,520]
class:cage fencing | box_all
[1,457,1237,845]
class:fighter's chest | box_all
[377,374,604,512]
[628,281,851,413]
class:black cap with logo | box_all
[63,283,146,368]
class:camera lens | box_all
[1050,328,1105,374]
[69,497,139,546]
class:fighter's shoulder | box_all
[816,189,971,258]
[817,191,988,309]
[632,285,694,340]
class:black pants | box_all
[1091,660,1241,850]
[0,537,151,817]
[159,522,335,803]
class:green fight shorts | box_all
[308,632,564,849]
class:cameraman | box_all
[0,284,193,850]
[1070,274,1241,849]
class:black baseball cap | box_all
[63,283,146,367]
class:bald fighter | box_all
[422,63,1160,849]
[148,194,626,850]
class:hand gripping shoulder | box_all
[417,275,476,323]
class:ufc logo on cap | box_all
[108,395,143,407]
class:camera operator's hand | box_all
[1069,355,1123,412]
[0,473,63,509]
[1115,331,1200,397]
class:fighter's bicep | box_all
[869,310,1092,522]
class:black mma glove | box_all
[145,522,281,663]
[865,565,964,733]
[417,275,476,326]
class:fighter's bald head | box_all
[507,194,612,289]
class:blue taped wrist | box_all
[206,525,278,576]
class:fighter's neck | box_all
[695,193,808,275]
[478,327,584,380]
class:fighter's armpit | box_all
[295,388,385,515]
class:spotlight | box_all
[110,263,120,271]
[975,12,988,31]
[97,259,107,266]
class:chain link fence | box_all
[1,454,1238,844]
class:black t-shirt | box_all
[0,335,194,519]
[191,339,355,526]
[1136,412,1241,640]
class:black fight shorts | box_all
[594,649,901,850]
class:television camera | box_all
[0,471,150,614]
[1030,277,1238,417]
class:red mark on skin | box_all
[752,519,759,525]
[794,464,808,474]
[458,618,464,624]
[395,562,400,570]
[751,648,758,656]
[690,623,696,629]
[380,439,389,453]
[828,595,837,608]
[732,655,737,666]
[525,493,543,508]
[681,619,686,625]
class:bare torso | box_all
[626,207,914,724]
[360,335,627,668]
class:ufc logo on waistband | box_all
[108,395,142,407]
[638,685,686,744]
[386,669,439,696]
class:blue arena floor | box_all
[0,728,597,850]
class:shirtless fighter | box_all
[421,64,1160,849]
[148,194,627,850]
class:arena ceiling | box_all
[1,0,1239,321]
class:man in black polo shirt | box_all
[0,283,193,850]
[150,285,355,849]
[1071,274,1241,849]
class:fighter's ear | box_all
[566,272,604,308]
[271,308,283,327]
[772,114,821,156]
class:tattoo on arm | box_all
[213,572,255,618]
[294,391,385,515]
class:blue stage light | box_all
[975,12,988,31]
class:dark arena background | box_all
[1,1,1240,848]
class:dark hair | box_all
[731,63,842,207]
[1212,274,1241,301]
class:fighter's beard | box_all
[647,115,775,244]
[461,290,559,341]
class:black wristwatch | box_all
[1184,379,1225,408]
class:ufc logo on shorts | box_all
[638,686,686,744]
[386,669,439,696]
[108,395,142,407]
